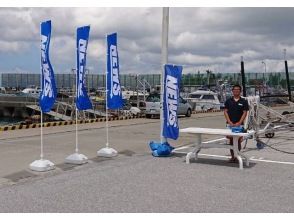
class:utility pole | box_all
[262,60,266,83]
[284,49,292,101]
[240,56,246,97]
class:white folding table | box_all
[180,127,253,169]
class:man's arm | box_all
[235,110,248,126]
[224,109,234,126]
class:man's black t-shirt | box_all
[224,97,249,124]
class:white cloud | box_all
[0,7,294,74]
[0,40,29,52]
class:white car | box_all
[0,87,6,94]
[186,90,221,111]
[122,99,141,116]
[144,93,192,118]
[21,87,41,97]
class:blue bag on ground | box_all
[149,141,174,157]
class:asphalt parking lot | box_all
[0,110,293,212]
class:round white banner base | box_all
[65,153,88,165]
[30,159,55,172]
[97,147,118,158]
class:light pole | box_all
[159,7,169,144]
[261,60,266,83]
[71,68,76,96]
[284,49,292,101]
[85,68,90,94]
[240,56,246,97]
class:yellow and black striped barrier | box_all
[0,110,223,132]
[192,109,223,114]
[0,114,145,132]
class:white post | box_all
[105,34,110,149]
[75,66,79,154]
[75,102,79,153]
[39,24,44,160]
[29,21,55,171]
[160,7,169,144]
[97,34,118,157]
[105,88,109,148]
[40,111,44,160]
[64,35,88,164]
[40,26,44,161]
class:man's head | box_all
[232,84,242,97]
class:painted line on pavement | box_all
[173,147,294,166]
[198,153,294,165]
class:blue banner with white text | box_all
[39,20,57,113]
[107,33,123,109]
[163,64,183,140]
[76,26,92,110]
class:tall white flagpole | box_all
[30,21,54,172]
[40,24,44,161]
[105,34,110,149]
[75,66,79,153]
[40,110,43,160]
[65,29,88,164]
[160,7,169,144]
[75,109,79,153]
[97,34,117,157]
[106,34,110,149]
[106,82,109,148]
[75,70,79,154]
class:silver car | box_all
[144,93,192,118]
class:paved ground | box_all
[0,109,293,212]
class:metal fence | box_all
[0,73,161,90]
[0,72,293,91]
[181,72,294,89]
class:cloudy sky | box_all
[0,7,294,74]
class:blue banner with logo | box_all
[107,33,123,109]
[76,26,92,110]
[163,64,183,140]
[39,20,57,113]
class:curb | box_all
[0,110,224,132]
[0,114,146,132]
[192,109,224,114]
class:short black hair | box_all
[232,84,242,91]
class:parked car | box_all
[144,93,192,118]
[186,90,221,111]
[0,87,6,94]
[122,99,141,116]
[21,87,41,97]
[128,95,146,108]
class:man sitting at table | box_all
[224,84,249,163]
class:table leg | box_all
[186,134,202,164]
[233,136,243,170]
[239,152,250,167]
[186,152,196,164]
